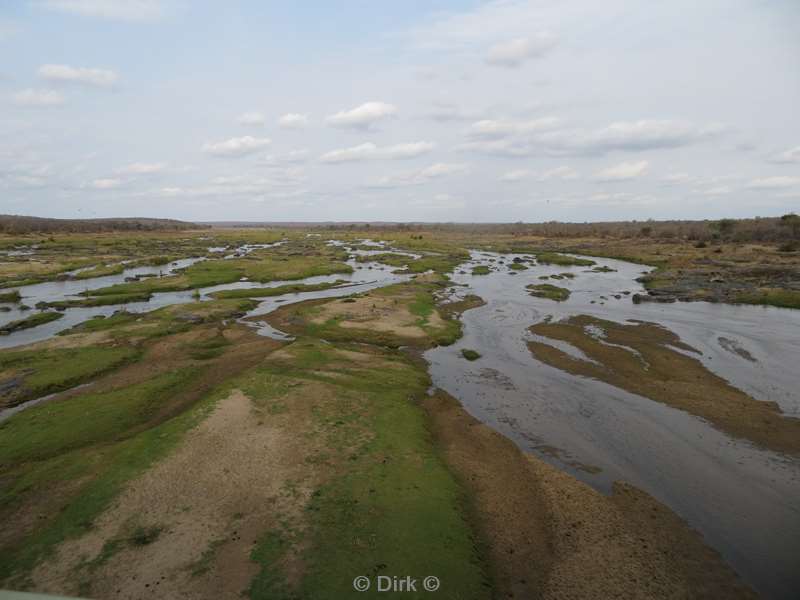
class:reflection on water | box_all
[425,251,800,600]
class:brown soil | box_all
[423,391,757,600]
[308,292,445,338]
[30,387,320,600]
[527,315,800,456]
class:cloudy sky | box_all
[1,0,799,222]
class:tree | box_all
[779,213,800,239]
[713,218,737,240]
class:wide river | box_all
[1,242,798,598]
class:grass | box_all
[43,292,153,309]
[734,288,800,309]
[0,345,140,406]
[185,332,231,360]
[0,368,197,466]
[472,265,490,275]
[86,254,352,298]
[0,290,21,303]
[0,311,63,335]
[527,283,571,302]
[0,367,221,583]
[461,349,481,361]
[73,263,126,280]
[535,252,595,267]
[209,280,349,300]
[508,262,527,271]
[273,282,464,349]
[247,341,489,600]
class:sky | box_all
[1,0,799,223]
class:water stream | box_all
[425,251,800,600]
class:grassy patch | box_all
[0,311,63,335]
[535,252,595,267]
[508,262,527,271]
[209,280,348,300]
[184,333,231,360]
[73,263,126,280]
[734,288,800,309]
[43,292,153,309]
[0,345,140,407]
[471,265,491,275]
[527,284,571,302]
[461,349,481,361]
[0,290,21,303]
[248,341,489,599]
[0,368,197,466]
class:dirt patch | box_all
[528,315,800,456]
[423,391,756,599]
[30,387,320,600]
[310,293,444,339]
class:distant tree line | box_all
[0,215,205,234]
[313,215,800,244]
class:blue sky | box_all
[1,0,799,222]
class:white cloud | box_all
[260,149,310,166]
[499,169,531,182]
[35,0,167,22]
[500,165,578,182]
[12,88,65,107]
[38,64,118,87]
[237,111,265,126]
[278,113,309,129]
[326,101,397,130]
[486,33,557,67]
[462,119,725,157]
[770,146,800,164]
[468,117,561,139]
[661,172,694,185]
[746,176,800,189]
[701,185,733,196]
[594,160,649,181]
[426,102,482,122]
[368,162,468,188]
[202,136,271,157]
[320,141,435,163]
[89,177,121,189]
[114,162,166,175]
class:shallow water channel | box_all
[425,251,800,600]
[1,244,798,597]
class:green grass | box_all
[0,368,197,466]
[44,292,153,309]
[209,280,349,300]
[0,311,63,335]
[87,255,352,298]
[0,345,140,406]
[527,283,571,302]
[394,253,469,275]
[508,262,527,271]
[0,290,21,303]
[535,252,595,267]
[73,263,126,280]
[461,349,481,361]
[471,265,490,275]
[185,333,231,360]
[0,368,222,583]
[247,341,489,600]
[734,288,800,309]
